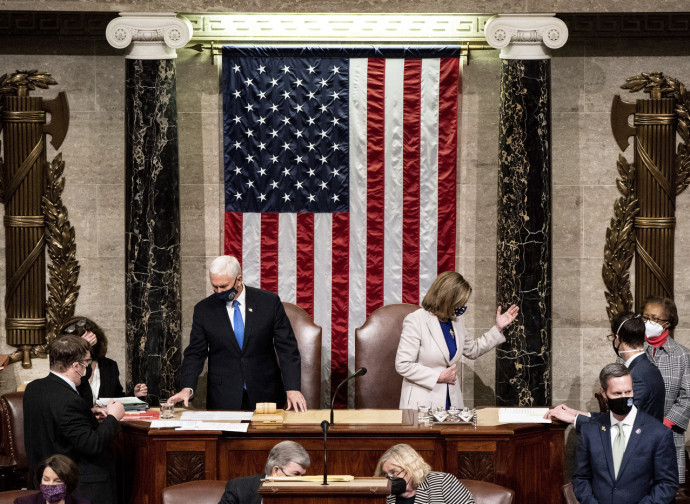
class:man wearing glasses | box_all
[23,335,125,504]
[219,440,310,504]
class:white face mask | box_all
[645,320,664,338]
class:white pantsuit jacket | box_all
[396,308,505,409]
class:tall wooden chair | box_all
[354,303,419,409]
[162,480,226,504]
[460,479,514,504]
[0,392,28,490]
[284,302,322,409]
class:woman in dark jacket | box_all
[14,454,90,504]
[61,317,147,405]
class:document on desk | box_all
[180,411,253,421]
[176,422,249,433]
[498,408,551,423]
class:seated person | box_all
[218,441,310,504]
[15,454,91,504]
[61,317,147,405]
[374,443,475,504]
[546,312,665,426]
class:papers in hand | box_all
[96,397,148,411]
[498,408,551,424]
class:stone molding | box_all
[485,14,568,59]
[182,13,493,42]
[106,12,193,59]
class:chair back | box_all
[0,489,39,504]
[354,303,419,409]
[162,480,226,504]
[0,392,27,470]
[460,479,514,504]
[562,482,579,504]
[284,302,322,409]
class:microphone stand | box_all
[329,367,367,425]
[321,420,329,485]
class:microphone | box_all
[330,367,367,425]
[321,420,329,485]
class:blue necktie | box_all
[233,300,244,349]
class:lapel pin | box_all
[635,428,641,434]
[602,426,606,431]
[248,307,253,312]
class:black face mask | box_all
[213,276,239,304]
[607,395,633,416]
[454,306,467,317]
[386,476,407,496]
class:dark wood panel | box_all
[117,417,567,504]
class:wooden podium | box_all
[260,477,391,503]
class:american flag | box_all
[222,46,461,407]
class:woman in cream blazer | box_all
[396,272,519,410]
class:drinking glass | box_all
[432,406,449,423]
[160,400,175,419]
[417,403,431,425]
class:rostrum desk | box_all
[117,409,566,504]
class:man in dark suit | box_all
[546,313,665,426]
[572,363,678,504]
[23,335,125,504]
[219,440,310,504]
[168,255,306,411]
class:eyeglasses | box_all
[386,468,406,479]
[79,359,93,366]
[641,314,668,324]
[606,333,616,342]
[64,318,87,336]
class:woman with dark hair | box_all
[14,454,90,504]
[642,296,690,486]
[395,271,518,410]
[61,317,147,406]
[374,444,475,504]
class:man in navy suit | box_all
[168,255,307,411]
[572,363,678,504]
[219,440,310,504]
[546,312,665,426]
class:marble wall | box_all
[2,14,690,427]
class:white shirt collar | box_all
[50,370,78,392]
[623,351,644,367]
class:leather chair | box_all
[0,392,28,490]
[284,302,322,409]
[162,479,226,504]
[354,303,419,409]
[0,489,38,504]
[460,479,514,504]
[562,482,578,504]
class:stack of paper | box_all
[96,396,148,412]
[497,408,551,424]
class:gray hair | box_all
[264,441,310,475]
[599,363,630,391]
[209,255,241,278]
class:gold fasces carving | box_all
[43,92,69,150]
[602,155,638,322]
[43,153,80,347]
[621,72,690,196]
[611,95,636,151]
[0,70,57,95]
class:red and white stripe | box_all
[225,56,460,407]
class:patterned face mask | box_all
[40,483,67,503]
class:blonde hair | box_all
[422,271,472,321]
[374,444,431,488]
